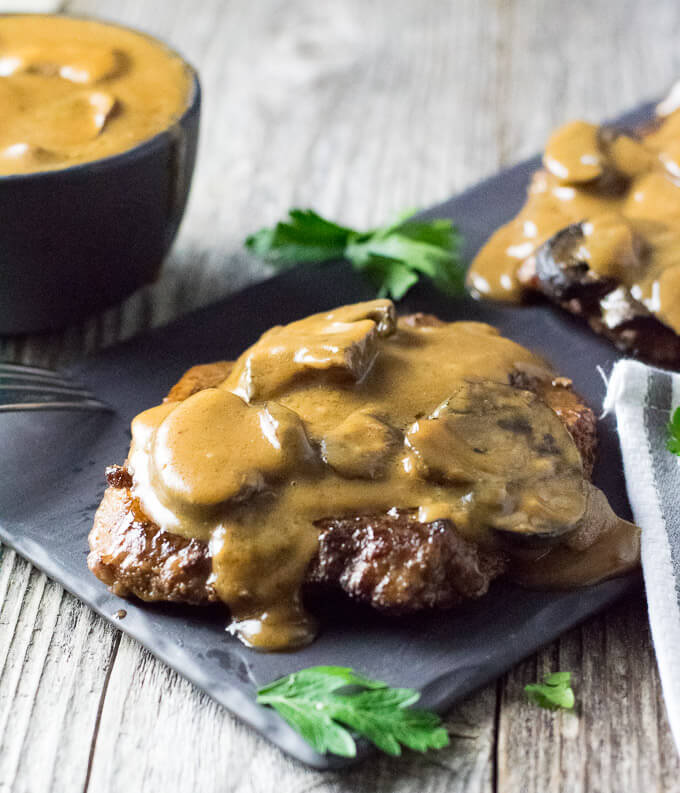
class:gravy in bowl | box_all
[0,14,192,175]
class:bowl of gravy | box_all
[0,14,200,334]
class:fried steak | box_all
[88,314,598,615]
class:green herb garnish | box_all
[524,671,575,711]
[245,208,464,300]
[667,407,680,455]
[256,665,450,758]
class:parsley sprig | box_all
[245,208,464,300]
[524,671,575,711]
[256,665,450,758]
[667,407,680,455]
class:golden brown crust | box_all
[541,383,597,478]
[88,478,216,604]
[309,511,508,612]
[164,361,233,402]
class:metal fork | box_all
[0,361,110,413]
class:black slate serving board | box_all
[0,102,656,768]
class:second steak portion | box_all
[519,222,680,367]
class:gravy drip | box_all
[467,105,680,334]
[0,15,190,175]
[127,300,639,650]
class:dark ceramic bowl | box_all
[0,18,200,335]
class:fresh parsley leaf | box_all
[524,671,575,711]
[256,665,450,758]
[245,208,464,300]
[245,209,352,267]
[667,406,680,455]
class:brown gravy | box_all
[0,15,191,175]
[125,300,639,651]
[467,99,680,334]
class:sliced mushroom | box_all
[405,381,587,543]
[142,389,316,511]
[321,410,399,479]
[543,120,654,193]
[31,91,117,149]
[598,126,656,179]
[543,121,604,184]
[531,224,615,301]
[0,45,125,83]
[227,299,396,401]
[529,213,647,301]
[511,483,640,588]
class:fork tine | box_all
[0,388,108,410]
[1,383,98,399]
[0,362,110,413]
[0,400,110,413]
[0,372,75,388]
[0,361,68,378]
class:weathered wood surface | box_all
[1,0,680,790]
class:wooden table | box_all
[2,1,680,790]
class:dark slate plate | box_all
[0,102,656,769]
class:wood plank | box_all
[86,635,495,793]
[0,550,119,793]
[498,595,680,792]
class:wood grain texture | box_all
[1,0,680,790]
[498,595,680,793]
[0,549,119,793]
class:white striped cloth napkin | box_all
[604,359,680,752]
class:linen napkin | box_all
[604,359,680,752]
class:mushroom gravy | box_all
[124,300,639,651]
[467,97,680,334]
[0,15,191,175]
